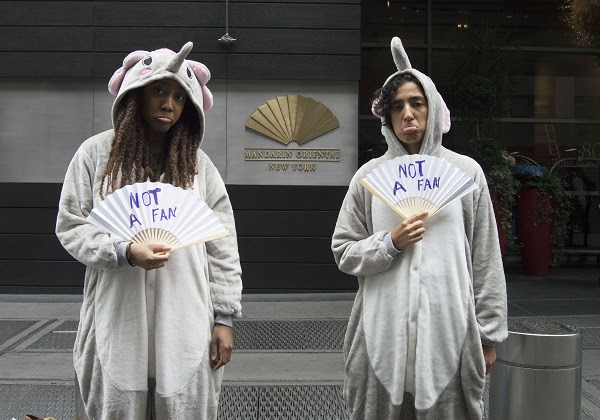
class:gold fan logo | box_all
[245,95,339,145]
[243,95,341,174]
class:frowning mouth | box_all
[156,116,173,123]
[402,126,418,134]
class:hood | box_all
[107,41,213,143]
[372,37,451,157]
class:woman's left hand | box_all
[482,344,496,375]
[210,324,234,371]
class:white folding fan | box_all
[87,181,229,251]
[360,154,478,219]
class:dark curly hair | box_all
[99,89,201,198]
[372,73,425,127]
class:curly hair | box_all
[99,89,201,198]
[372,73,425,127]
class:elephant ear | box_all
[187,60,213,111]
[108,50,149,95]
[391,37,411,71]
[187,60,210,85]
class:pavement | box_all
[0,265,599,419]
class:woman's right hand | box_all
[129,243,171,270]
[390,211,428,251]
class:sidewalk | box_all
[0,266,599,419]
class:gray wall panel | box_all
[220,29,360,54]
[0,183,62,207]
[0,209,58,234]
[0,2,94,26]
[238,237,335,263]
[228,55,360,80]
[93,28,225,52]
[93,2,223,27]
[227,185,347,210]
[0,1,359,80]
[0,183,356,292]
[235,211,338,236]
[94,27,359,55]
[0,27,94,51]
[92,78,116,134]
[0,261,84,288]
[0,79,95,183]
[229,4,360,29]
[0,53,93,77]
[0,234,72,261]
[241,263,356,291]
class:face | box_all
[389,81,428,154]
[140,79,188,135]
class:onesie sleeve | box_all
[332,178,397,277]
[55,144,126,271]
[203,163,243,318]
[470,172,508,346]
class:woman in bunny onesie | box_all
[56,42,242,419]
[332,37,508,419]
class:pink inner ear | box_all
[122,51,148,69]
[440,97,451,134]
[108,69,126,96]
[201,85,213,111]
[107,50,149,95]
[188,61,211,85]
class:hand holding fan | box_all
[360,155,478,219]
[87,182,230,251]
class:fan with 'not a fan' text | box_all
[360,154,478,219]
[87,182,229,251]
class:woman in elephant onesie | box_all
[56,42,242,419]
[332,37,508,419]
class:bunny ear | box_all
[440,95,451,134]
[391,37,411,71]
[108,50,149,95]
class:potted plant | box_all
[512,164,572,276]
[465,137,519,257]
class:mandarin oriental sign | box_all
[243,95,341,173]
[244,148,341,172]
[224,81,357,185]
[244,148,340,161]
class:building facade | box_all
[0,0,598,292]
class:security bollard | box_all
[489,319,582,420]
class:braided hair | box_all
[99,89,201,198]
